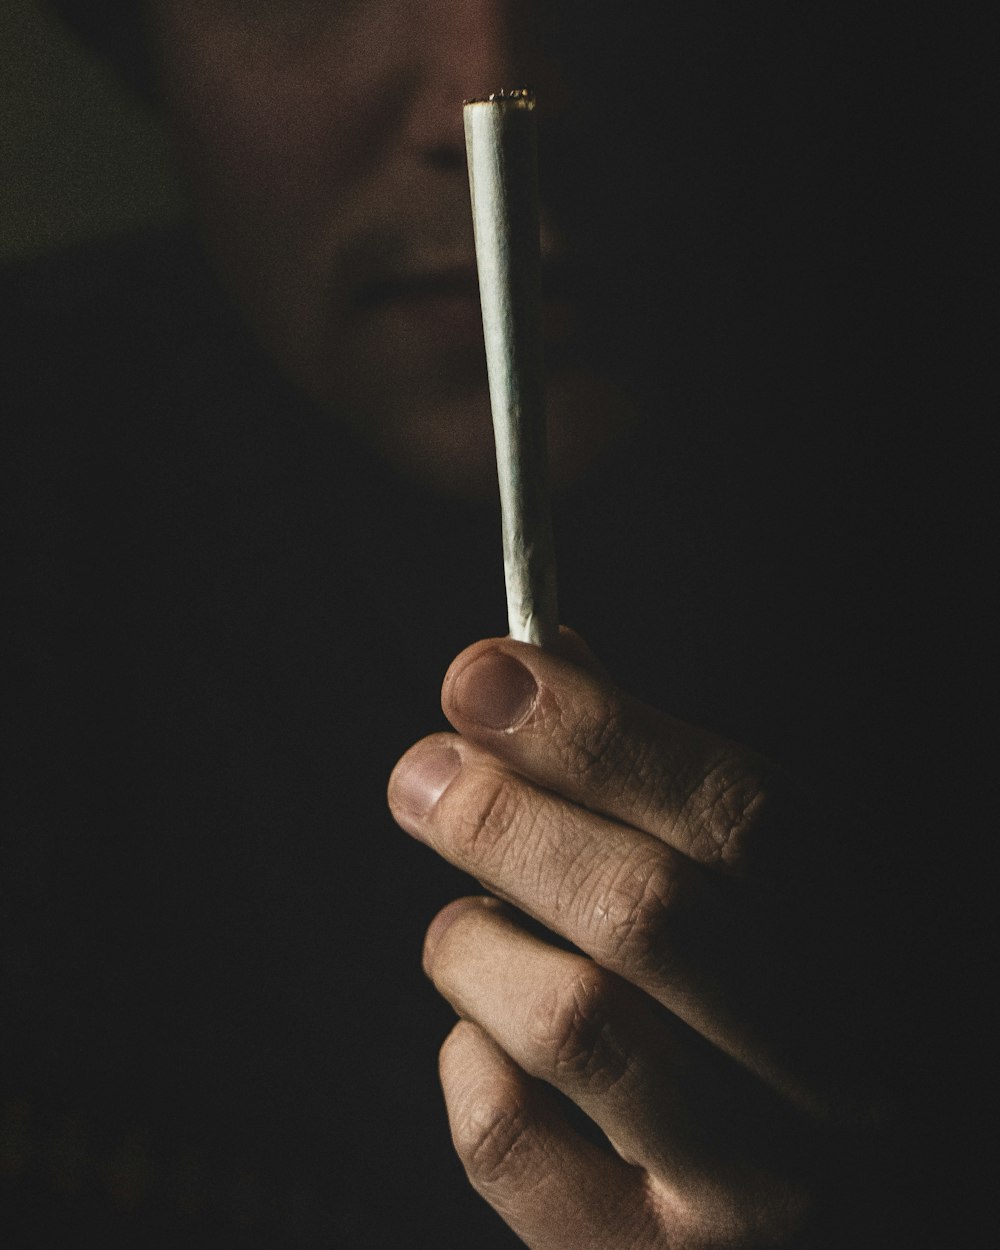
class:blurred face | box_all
[148,0,643,497]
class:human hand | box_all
[388,631,900,1248]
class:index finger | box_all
[441,635,774,875]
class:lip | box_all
[350,260,579,349]
[347,267,486,356]
[352,267,482,314]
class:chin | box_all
[371,388,500,502]
[360,366,638,503]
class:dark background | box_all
[0,0,180,263]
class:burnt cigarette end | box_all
[463,88,535,108]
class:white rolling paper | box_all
[464,90,558,647]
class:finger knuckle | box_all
[451,1088,537,1192]
[526,965,629,1094]
[556,689,642,798]
[683,749,770,873]
[451,772,527,865]
[592,849,681,975]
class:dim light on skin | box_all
[147,0,637,500]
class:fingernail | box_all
[452,650,538,731]
[392,745,461,832]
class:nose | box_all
[406,0,560,165]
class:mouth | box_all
[349,260,579,354]
[345,265,485,357]
[352,267,482,314]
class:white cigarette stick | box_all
[464,90,558,647]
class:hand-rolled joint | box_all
[463,89,558,647]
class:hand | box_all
[388,631,901,1248]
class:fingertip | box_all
[387,731,461,814]
[442,644,539,733]
[438,1018,501,1083]
[441,635,507,713]
[423,895,505,976]
[441,628,610,732]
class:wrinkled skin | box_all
[389,631,900,1248]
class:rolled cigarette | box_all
[464,90,558,648]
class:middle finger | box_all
[389,732,710,1002]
